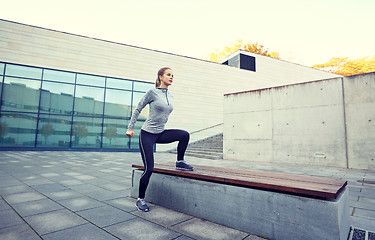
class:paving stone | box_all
[60,179,84,186]
[0,176,22,188]
[0,223,41,240]
[84,189,127,201]
[0,199,11,211]
[170,218,249,240]
[104,217,180,240]
[42,223,117,240]
[44,189,83,201]
[0,184,34,196]
[106,197,138,212]
[68,183,103,194]
[24,209,87,235]
[76,205,136,227]
[174,236,195,240]
[58,196,106,211]
[3,191,46,204]
[12,198,64,217]
[0,209,24,229]
[132,205,193,227]
[31,183,68,194]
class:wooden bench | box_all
[131,163,350,240]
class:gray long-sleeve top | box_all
[127,88,173,134]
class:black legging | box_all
[138,129,190,199]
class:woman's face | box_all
[160,69,173,87]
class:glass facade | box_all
[0,62,153,151]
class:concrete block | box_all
[132,170,350,240]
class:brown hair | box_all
[155,67,171,87]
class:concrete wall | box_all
[224,73,375,170]
[0,19,338,151]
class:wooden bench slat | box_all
[132,163,347,199]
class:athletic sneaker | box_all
[176,160,194,171]
[136,198,149,212]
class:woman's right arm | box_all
[126,90,153,137]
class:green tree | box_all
[72,123,88,145]
[104,126,117,145]
[207,40,280,62]
[39,123,54,144]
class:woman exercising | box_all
[126,67,194,212]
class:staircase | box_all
[170,133,223,160]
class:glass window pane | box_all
[104,89,132,119]
[40,82,75,114]
[2,77,41,113]
[0,112,37,147]
[71,116,102,148]
[133,81,153,92]
[43,69,76,84]
[36,114,72,148]
[102,119,129,149]
[5,64,42,79]
[74,86,104,116]
[76,74,105,87]
[0,63,4,75]
[106,78,132,90]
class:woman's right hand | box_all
[126,130,135,137]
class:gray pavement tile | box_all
[40,173,60,178]
[0,199,11,211]
[84,189,128,201]
[0,176,22,188]
[0,184,35,196]
[0,209,25,229]
[12,198,64,217]
[100,183,129,191]
[58,196,106,211]
[23,177,55,186]
[3,191,46,204]
[44,189,84,201]
[106,197,137,212]
[59,179,84,186]
[243,235,265,240]
[24,209,87,235]
[42,223,117,240]
[174,236,195,240]
[104,217,180,240]
[0,223,41,240]
[68,183,104,194]
[71,175,96,180]
[31,183,68,194]
[76,205,136,227]
[170,218,249,240]
[132,205,193,227]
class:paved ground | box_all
[0,151,374,240]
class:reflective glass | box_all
[133,81,153,92]
[0,63,4,75]
[76,74,105,87]
[106,77,132,90]
[0,112,37,147]
[2,77,41,113]
[104,89,132,119]
[43,69,76,84]
[74,86,104,116]
[132,92,149,121]
[102,118,129,149]
[5,64,43,79]
[40,82,75,114]
[36,114,72,148]
[71,116,102,148]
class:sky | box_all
[1,0,374,66]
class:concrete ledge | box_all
[131,169,350,240]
